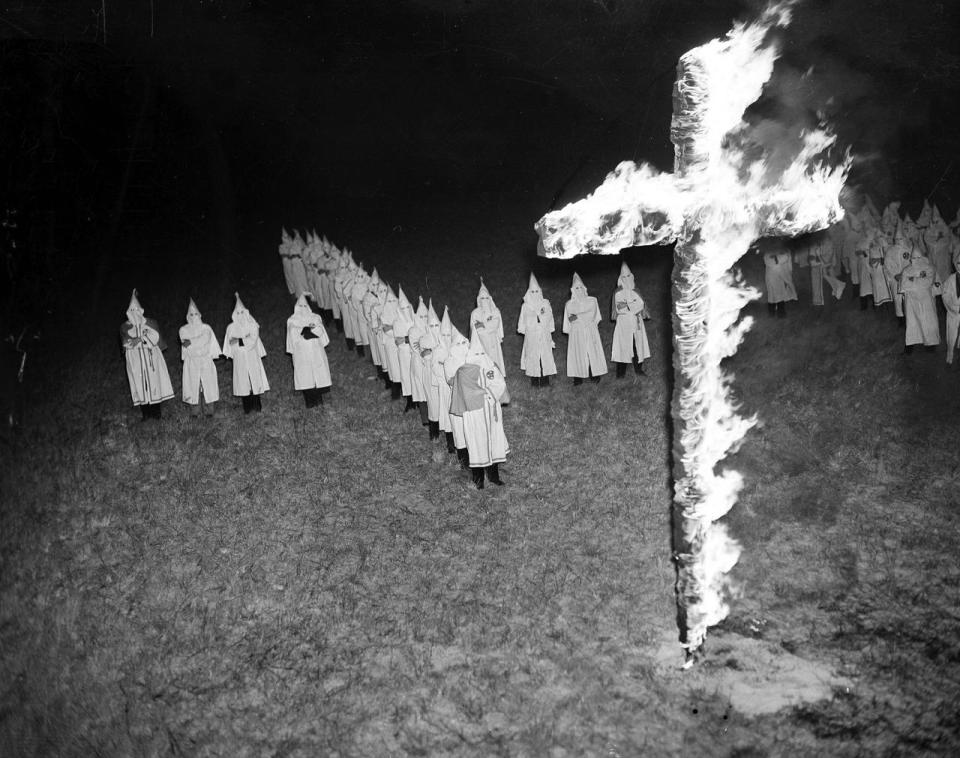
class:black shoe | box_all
[589,374,601,384]
[859,296,869,311]
[615,363,626,378]
[573,377,583,386]
[472,466,485,490]
[140,405,152,421]
[303,390,314,408]
[446,432,457,454]
[767,303,776,316]
[345,337,355,350]
[487,463,504,486]
[457,447,470,469]
[530,376,539,387]
[428,421,440,440]
[925,345,936,353]
[904,344,914,355]
[391,383,402,400]
[356,344,365,357]
[776,302,786,318]
[635,361,646,376]
[404,396,416,413]
[541,376,550,387]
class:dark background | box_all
[2,0,959,333]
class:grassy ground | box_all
[2,195,959,756]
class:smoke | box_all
[748,0,960,207]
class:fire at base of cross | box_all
[534,1,850,665]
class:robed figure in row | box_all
[610,262,650,378]
[179,298,222,417]
[222,293,270,413]
[450,330,509,489]
[517,273,556,387]
[121,289,174,419]
[286,294,331,407]
[562,273,607,384]
[470,280,509,403]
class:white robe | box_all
[122,319,174,406]
[291,255,311,299]
[179,322,221,404]
[807,239,844,305]
[281,254,296,295]
[517,298,557,378]
[287,315,331,390]
[763,253,797,303]
[442,345,468,444]
[941,272,960,363]
[899,259,941,346]
[451,359,508,468]
[408,324,429,403]
[421,332,442,421]
[362,293,383,367]
[223,320,270,395]
[610,288,651,364]
[394,311,415,396]
[562,296,607,378]
[469,306,505,374]
[884,239,912,317]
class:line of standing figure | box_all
[760,196,960,362]
[279,228,509,489]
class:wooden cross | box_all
[535,4,847,662]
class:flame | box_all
[534,1,850,656]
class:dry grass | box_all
[2,203,959,755]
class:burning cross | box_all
[534,2,848,664]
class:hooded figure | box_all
[121,289,174,419]
[407,296,431,425]
[880,202,901,237]
[222,293,270,412]
[442,323,471,462]
[942,250,960,365]
[395,287,417,408]
[763,248,797,316]
[922,206,955,285]
[899,248,942,352]
[517,273,556,386]
[884,219,914,321]
[863,226,892,309]
[420,301,444,439]
[450,330,508,489]
[279,228,296,295]
[361,271,384,370]
[349,267,370,356]
[610,262,651,377]
[562,273,607,382]
[379,285,402,396]
[287,294,332,407]
[179,298,222,415]
[470,280,506,375]
[289,230,311,299]
[807,230,845,306]
[334,257,356,347]
[839,211,863,290]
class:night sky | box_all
[2,0,960,324]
